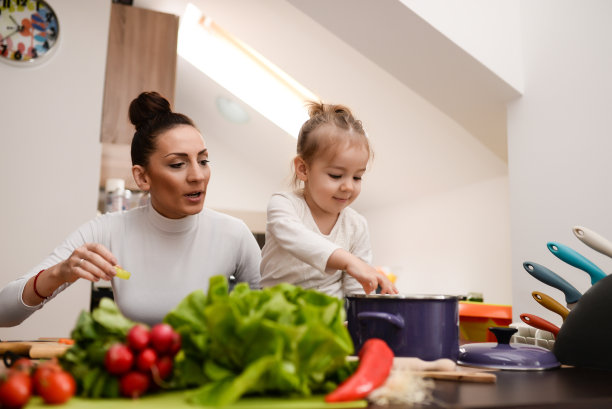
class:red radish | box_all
[136,348,158,372]
[127,325,151,351]
[154,356,173,381]
[105,343,134,375]
[150,323,175,354]
[168,331,181,356]
[119,372,150,398]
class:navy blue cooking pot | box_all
[346,294,459,360]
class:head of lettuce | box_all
[164,275,358,406]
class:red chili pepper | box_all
[325,338,394,402]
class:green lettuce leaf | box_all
[164,275,355,406]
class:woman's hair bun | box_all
[129,91,172,131]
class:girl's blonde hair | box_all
[292,101,372,188]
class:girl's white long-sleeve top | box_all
[0,202,261,327]
[260,191,369,298]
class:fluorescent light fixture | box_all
[178,3,319,138]
[216,96,249,124]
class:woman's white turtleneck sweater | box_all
[0,202,261,327]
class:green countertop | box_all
[25,391,368,409]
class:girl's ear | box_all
[294,156,308,182]
[132,165,151,191]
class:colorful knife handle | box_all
[547,241,606,285]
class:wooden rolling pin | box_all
[416,370,496,383]
[0,341,71,359]
[393,357,497,383]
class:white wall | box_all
[0,0,110,340]
[508,0,612,324]
[136,0,513,304]
[364,176,511,304]
[0,0,526,341]
[401,0,523,93]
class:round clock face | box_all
[0,0,59,65]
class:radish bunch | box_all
[104,323,181,398]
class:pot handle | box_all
[357,311,405,328]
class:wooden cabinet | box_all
[99,4,178,189]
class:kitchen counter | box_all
[3,362,612,408]
[398,366,612,409]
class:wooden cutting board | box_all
[0,341,72,359]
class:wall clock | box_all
[0,0,59,66]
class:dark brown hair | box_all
[293,101,372,187]
[129,91,196,167]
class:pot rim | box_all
[346,294,458,300]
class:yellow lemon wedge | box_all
[114,266,131,280]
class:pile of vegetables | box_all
[165,275,358,406]
[59,298,181,398]
[60,276,365,405]
[103,323,181,397]
[0,358,76,408]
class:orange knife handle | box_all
[532,291,570,321]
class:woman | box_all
[0,92,261,327]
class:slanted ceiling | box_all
[130,0,520,211]
[288,0,522,162]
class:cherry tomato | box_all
[8,358,35,375]
[119,371,150,398]
[127,324,151,351]
[37,370,76,404]
[150,323,175,354]
[136,348,158,372]
[105,343,134,375]
[32,359,62,395]
[0,372,31,409]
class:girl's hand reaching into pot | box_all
[349,264,397,295]
[329,249,399,295]
[374,270,398,295]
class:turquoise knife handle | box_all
[547,242,607,285]
[523,262,582,304]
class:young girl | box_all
[260,102,397,297]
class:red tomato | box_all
[8,358,35,375]
[37,370,76,405]
[32,360,62,395]
[150,324,175,354]
[105,343,134,375]
[127,324,151,351]
[0,372,31,409]
[136,348,158,372]
[119,371,150,398]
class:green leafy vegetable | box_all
[60,298,135,398]
[164,276,357,406]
